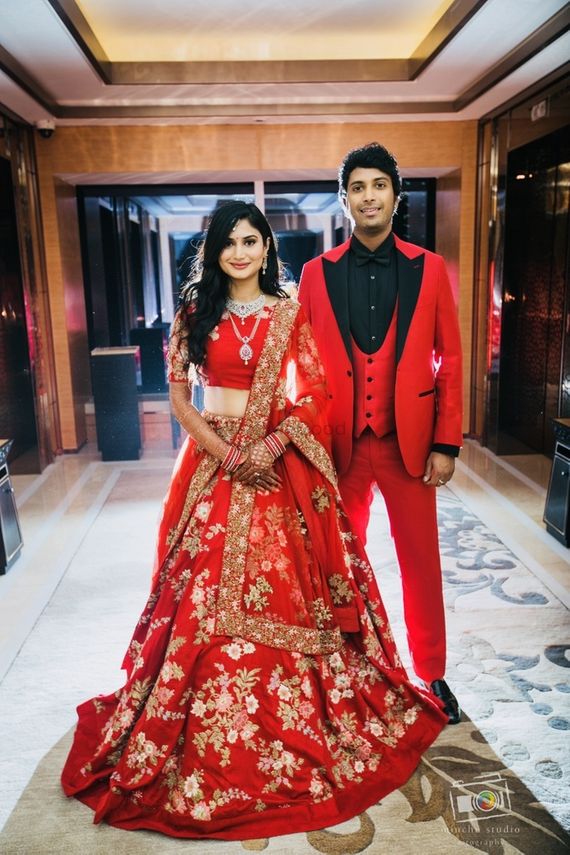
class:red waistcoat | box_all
[352,309,397,438]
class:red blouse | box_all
[168,304,276,390]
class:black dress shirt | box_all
[347,231,459,457]
[347,232,397,354]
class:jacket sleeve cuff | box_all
[431,443,460,457]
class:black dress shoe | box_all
[429,679,461,724]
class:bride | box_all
[61,200,447,840]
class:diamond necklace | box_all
[227,306,265,365]
[226,293,265,325]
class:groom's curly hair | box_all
[338,142,402,198]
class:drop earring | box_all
[261,256,268,275]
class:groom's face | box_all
[343,167,397,237]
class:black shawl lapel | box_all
[322,251,352,361]
[396,249,425,363]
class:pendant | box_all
[239,342,253,364]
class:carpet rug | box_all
[0,469,568,854]
[0,720,568,854]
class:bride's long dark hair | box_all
[179,200,288,366]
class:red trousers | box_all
[338,430,446,683]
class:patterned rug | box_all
[0,473,569,854]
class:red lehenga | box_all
[61,298,447,840]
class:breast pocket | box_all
[418,388,435,398]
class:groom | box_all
[298,142,463,723]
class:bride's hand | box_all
[234,444,282,492]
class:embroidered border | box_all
[279,416,338,490]
[166,413,241,552]
[234,299,298,446]
[223,611,342,655]
[165,456,220,551]
[214,479,257,637]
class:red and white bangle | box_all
[221,444,242,472]
[262,432,287,460]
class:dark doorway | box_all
[0,156,39,471]
[498,125,570,456]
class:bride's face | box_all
[218,218,268,285]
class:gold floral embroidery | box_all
[311,485,331,513]
[279,416,337,489]
[169,567,192,602]
[274,376,287,410]
[323,710,382,783]
[100,674,154,760]
[180,499,214,556]
[221,639,256,660]
[162,763,251,819]
[309,768,334,802]
[327,574,354,606]
[257,739,304,793]
[163,635,185,659]
[159,658,185,684]
[244,504,308,625]
[145,685,180,721]
[130,678,154,705]
[128,615,173,675]
[190,665,262,766]
[202,411,242,442]
[189,569,218,645]
[125,732,170,785]
[124,638,142,666]
[310,598,333,629]
[367,687,423,746]
[362,626,390,664]
[166,412,240,554]
[246,504,293,582]
[167,309,190,382]
[267,664,321,742]
[165,456,219,551]
[296,509,308,536]
[244,576,273,612]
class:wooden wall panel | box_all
[436,169,471,437]
[472,122,494,440]
[436,170,461,300]
[36,122,472,174]
[55,179,90,449]
[457,122,478,437]
[36,169,75,449]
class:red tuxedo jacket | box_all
[298,234,463,477]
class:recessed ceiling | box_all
[76,0,455,62]
[0,0,568,125]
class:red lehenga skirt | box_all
[61,414,447,840]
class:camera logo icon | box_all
[450,773,512,823]
[474,790,497,812]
